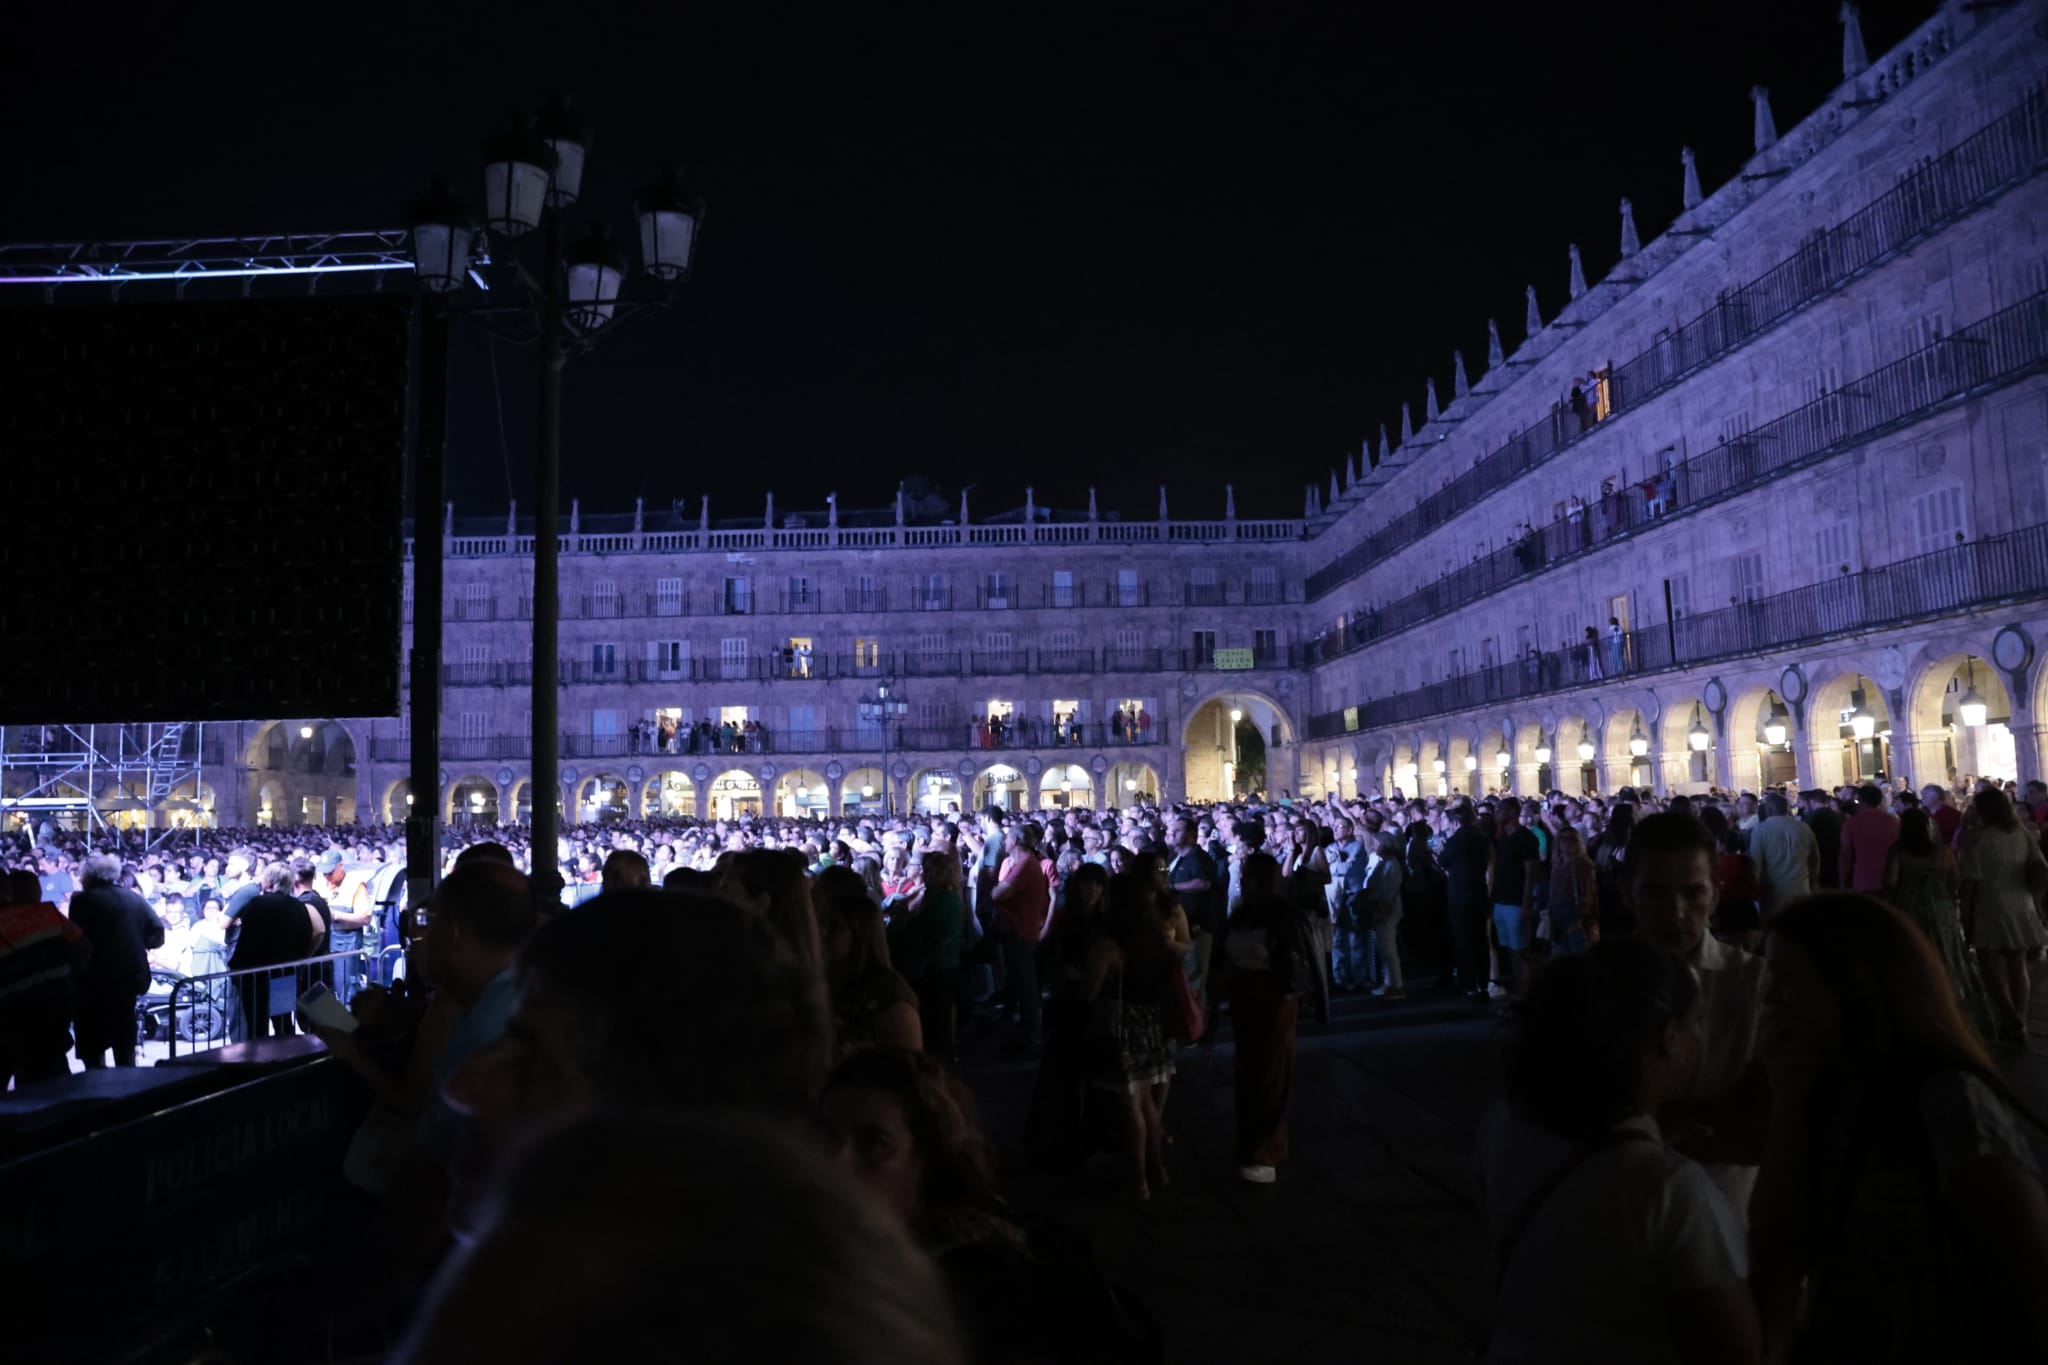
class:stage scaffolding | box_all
[0,722,210,849]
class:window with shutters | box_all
[1912,485,1967,556]
[1666,573,1693,620]
[787,576,814,610]
[919,573,947,611]
[590,710,621,751]
[985,572,1012,608]
[983,631,1014,667]
[918,631,947,661]
[1814,521,1854,576]
[1045,629,1079,666]
[592,579,618,618]
[1734,553,1766,603]
[1192,630,1217,660]
[720,637,749,680]
[461,643,489,685]
[1117,569,1142,607]
[853,638,880,670]
[590,643,617,677]
[1248,565,1281,605]
[1188,566,1222,606]
[787,705,819,747]
[1254,628,1279,662]
[397,713,411,743]
[1050,570,1075,608]
[723,576,751,615]
[656,577,685,616]
[461,712,490,740]
[650,640,687,680]
[852,574,880,611]
[1113,628,1143,666]
[462,582,491,620]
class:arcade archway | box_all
[774,769,829,819]
[841,767,885,817]
[1038,762,1094,810]
[644,771,697,818]
[972,763,1029,812]
[449,775,500,826]
[907,768,963,817]
[576,773,631,824]
[1107,761,1159,806]
[1182,692,1291,801]
[706,769,763,821]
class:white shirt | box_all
[1479,1107,1748,1364]
[1688,934,1767,1217]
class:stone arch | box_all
[971,762,1030,813]
[705,769,764,821]
[1601,703,1654,793]
[1661,692,1717,792]
[448,774,500,825]
[645,770,697,818]
[1182,689,1294,801]
[840,767,886,816]
[773,768,830,819]
[1807,669,1895,790]
[575,772,632,824]
[244,719,362,825]
[906,767,964,817]
[1554,711,1599,795]
[1906,651,2016,787]
[1107,761,1160,806]
[1038,761,1095,811]
[382,778,412,823]
[505,777,543,824]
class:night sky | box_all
[11,0,1931,523]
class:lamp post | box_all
[405,97,703,911]
[858,678,908,814]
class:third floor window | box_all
[656,577,685,616]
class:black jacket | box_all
[229,892,314,971]
[69,884,164,997]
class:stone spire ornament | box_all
[1681,147,1703,210]
[1619,197,1641,258]
[633,497,644,532]
[1400,402,1413,444]
[1453,350,1470,398]
[1225,483,1237,518]
[1325,469,1337,504]
[1567,244,1587,301]
[894,485,905,526]
[1377,425,1390,464]
[1087,486,1098,520]
[1303,485,1316,518]
[1487,319,1505,370]
[1158,485,1169,521]
[1840,2,1869,80]
[507,500,517,538]
[1425,377,1440,423]
[1751,85,1778,153]
[827,492,839,528]
[959,488,969,526]
[763,492,774,529]
[569,499,580,535]
[1525,285,1542,339]
[699,496,710,531]
[1347,449,1360,485]
[1024,486,1036,526]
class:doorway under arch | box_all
[1039,762,1094,810]
[644,771,697,818]
[1183,693,1290,801]
[840,767,885,817]
[774,769,830,819]
[706,769,763,821]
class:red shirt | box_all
[993,852,1051,940]
[1931,803,1963,848]
[1840,807,1901,893]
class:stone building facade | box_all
[6,1,2046,832]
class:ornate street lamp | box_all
[1763,693,1789,747]
[1576,738,1597,763]
[858,679,909,814]
[1688,703,1711,752]
[1628,719,1650,757]
[1848,688,1878,742]
[1534,734,1553,765]
[404,94,704,915]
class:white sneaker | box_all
[1486,983,1510,1000]
[1236,1164,1277,1184]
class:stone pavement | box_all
[961,961,2048,1365]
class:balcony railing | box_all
[1305,78,2048,603]
[419,723,1175,765]
[1309,518,2048,738]
[1312,287,2048,666]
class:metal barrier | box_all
[163,948,374,1059]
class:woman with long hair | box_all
[1882,808,1996,1043]
[1958,787,2048,1043]
[1401,818,1451,993]
[1591,803,1637,942]
[1751,893,2048,1360]
[1026,860,1111,1171]
[1544,824,1599,956]
[1224,852,1312,1183]
[719,848,825,977]
[1084,871,1178,1199]
[816,890,922,1056]
[1484,939,1757,1362]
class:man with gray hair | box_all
[68,852,164,1068]
[1749,790,1819,919]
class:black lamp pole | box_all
[405,294,450,917]
[530,206,565,900]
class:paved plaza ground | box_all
[962,965,2048,1365]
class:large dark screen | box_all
[0,295,409,723]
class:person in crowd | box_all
[989,822,1052,1051]
[1356,830,1406,998]
[0,867,89,1087]
[1026,861,1110,1171]
[225,861,312,1042]
[600,848,651,892]
[1590,801,1636,941]
[392,1109,964,1365]
[1957,786,2048,1044]
[1750,893,2048,1361]
[718,847,827,977]
[1224,852,1312,1183]
[1482,938,1759,1364]
[895,850,967,1063]
[1882,807,1997,1043]
[818,885,922,1056]
[1838,783,1900,893]
[1624,813,1769,1215]
[1328,819,1368,992]
[1439,801,1493,999]
[1746,792,1817,921]
[1798,790,1845,889]
[1544,824,1599,955]
[1704,807,1761,950]
[67,852,165,1068]
[1400,818,1450,997]
[819,1047,1043,1363]
[1084,872,1179,1200]
[1165,816,1221,1011]
[1489,800,1542,998]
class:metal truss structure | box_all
[0,229,489,301]
[0,723,209,849]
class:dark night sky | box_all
[9,0,1932,523]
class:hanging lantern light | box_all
[1628,719,1650,757]
[1464,753,1479,771]
[1688,703,1711,752]
[480,116,557,237]
[636,166,705,281]
[1496,742,1513,768]
[1576,738,1597,762]
[1763,693,1789,747]
[1958,660,1989,728]
[1848,689,1877,742]
[405,176,472,292]
[1432,757,1447,774]
[564,224,626,331]
[535,96,589,209]
[1534,735,1553,764]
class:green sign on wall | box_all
[1214,648,1255,671]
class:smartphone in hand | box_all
[297,980,360,1035]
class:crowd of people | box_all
[4,768,2048,1360]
